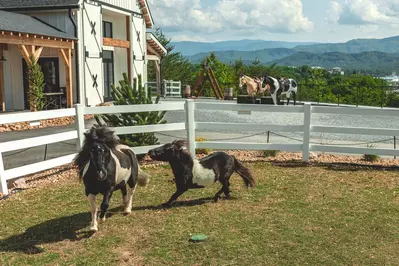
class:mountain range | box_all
[172,36,399,74]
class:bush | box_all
[263,150,279,158]
[96,73,166,154]
[363,144,380,162]
[27,55,45,111]
[195,136,212,155]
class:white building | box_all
[0,0,167,111]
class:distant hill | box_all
[272,51,399,73]
[186,48,296,64]
[293,36,399,54]
[172,39,319,56]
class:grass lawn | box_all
[0,162,399,265]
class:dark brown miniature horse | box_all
[148,140,255,208]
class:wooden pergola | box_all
[0,30,75,111]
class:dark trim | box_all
[69,8,80,104]
[0,5,80,12]
[94,0,143,17]
[102,50,114,99]
[102,21,113,38]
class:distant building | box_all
[311,66,324,70]
[379,73,399,91]
[329,67,345,75]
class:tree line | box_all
[148,29,399,108]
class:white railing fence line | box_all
[1,100,398,195]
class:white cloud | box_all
[327,0,399,27]
[147,0,313,35]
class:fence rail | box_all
[0,100,398,195]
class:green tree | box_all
[27,55,45,111]
[96,73,166,152]
[147,28,192,89]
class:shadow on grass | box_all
[0,212,94,255]
[272,160,399,172]
[132,196,215,211]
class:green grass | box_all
[1,162,399,265]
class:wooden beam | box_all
[59,48,73,108]
[34,46,43,62]
[155,60,161,95]
[19,45,31,64]
[103,37,130,49]
[0,33,74,50]
[126,16,132,82]
[0,48,5,111]
[59,48,70,68]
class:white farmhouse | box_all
[0,0,166,111]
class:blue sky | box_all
[147,0,399,43]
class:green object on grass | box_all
[190,234,208,242]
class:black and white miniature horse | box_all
[74,125,150,231]
[148,140,255,208]
[263,75,298,106]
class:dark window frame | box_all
[103,50,114,102]
[103,21,113,38]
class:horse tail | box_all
[233,156,255,188]
[137,166,150,187]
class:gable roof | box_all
[0,10,76,40]
[0,0,80,10]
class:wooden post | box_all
[0,47,5,111]
[60,48,73,107]
[155,60,161,95]
[126,16,132,82]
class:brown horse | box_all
[239,74,270,98]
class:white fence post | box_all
[185,99,196,158]
[0,152,8,195]
[75,104,85,151]
[302,103,312,162]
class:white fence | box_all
[1,100,398,195]
[147,80,182,97]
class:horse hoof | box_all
[123,210,132,216]
[213,196,221,202]
[89,225,98,232]
[99,216,106,222]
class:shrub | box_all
[363,144,380,162]
[195,136,212,155]
[263,150,279,158]
[27,55,45,111]
[96,73,166,158]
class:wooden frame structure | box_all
[0,30,75,111]
[193,59,224,99]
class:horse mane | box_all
[73,124,120,177]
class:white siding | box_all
[98,0,140,13]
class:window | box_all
[103,51,114,101]
[103,21,113,38]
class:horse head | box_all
[89,141,111,181]
[238,75,246,88]
[75,124,119,181]
[148,140,189,162]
